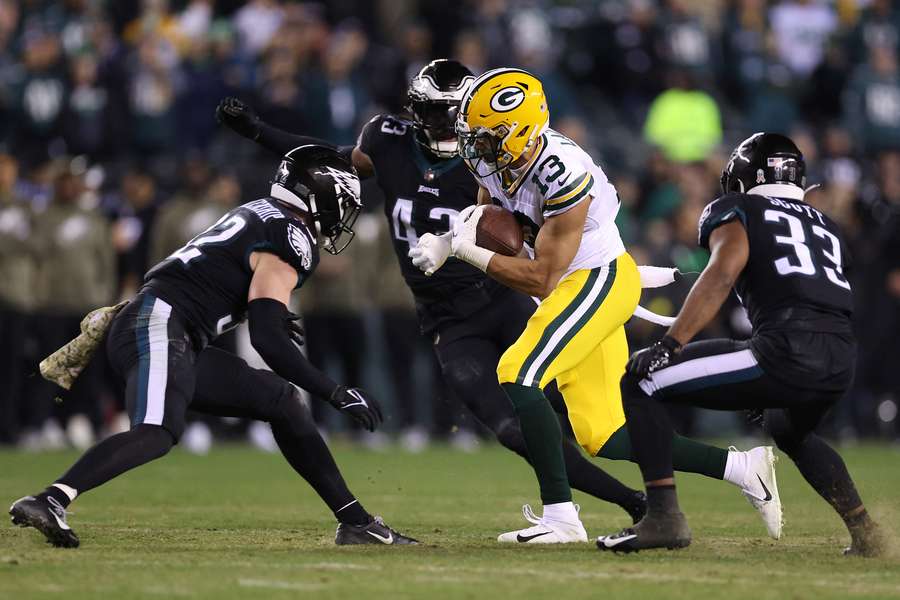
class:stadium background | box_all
[0,0,898,453]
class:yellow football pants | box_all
[497,253,641,455]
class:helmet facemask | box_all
[311,185,361,255]
[457,122,514,177]
[409,99,461,159]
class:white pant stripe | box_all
[521,265,609,386]
[639,348,759,395]
[143,298,172,426]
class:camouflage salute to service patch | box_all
[39,301,128,391]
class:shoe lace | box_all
[521,504,542,526]
[46,496,69,522]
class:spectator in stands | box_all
[110,168,158,296]
[24,169,114,448]
[12,30,67,166]
[0,154,34,445]
[233,0,283,57]
[844,44,900,154]
[643,69,722,164]
[61,52,125,160]
[769,0,838,77]
[298,234,370,434]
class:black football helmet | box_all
[407,59,476,158]
[270,145,362,254]
[721,133,806,198]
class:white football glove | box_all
[450,205,495,272]
[408,232,452,276]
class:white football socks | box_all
[723,450,748,487]
[542,501,579,524]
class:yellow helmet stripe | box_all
[545,173,594,207]
[461,67,538,115]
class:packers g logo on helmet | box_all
[490,87,526,112]
[456,68,549,177]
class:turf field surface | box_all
[1,443,899,599]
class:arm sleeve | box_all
[697,193,748,250]
[247,298,338,400]
[255,121,353,162]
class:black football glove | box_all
[215,97,260,140]
[626,335,682,379]
[329,385,383,432]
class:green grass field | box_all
[1,443,899,599]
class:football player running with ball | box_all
[217,60,654,523]
[411,69,781,544]
[222,62,783,544]
[10,146,416,547]
[596,134,884,555]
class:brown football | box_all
[475,205,524,257]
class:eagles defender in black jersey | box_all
[597,133,883,556]
[10,145,417,548]
[217,60,657,521]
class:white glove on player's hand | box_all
[450,204,484,255]
[450,204,495,272]
[408,232,451,276]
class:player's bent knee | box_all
[494,417,528,457]
[443,356,487,397]
[131,423,177,457]
[763,409,807,455]
[274,388,316,435]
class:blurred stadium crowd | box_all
[0,0,898,451]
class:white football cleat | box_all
[497,504,588,544]
[735,445,783,540]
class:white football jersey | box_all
[474,129,625,275]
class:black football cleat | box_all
[335,516,418,546]
[10,495,80,548]
[843,521,885,558]
[596,511,691,554]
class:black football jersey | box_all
[144,198,318,342]
[698,192,855,389]
[358,114,505,333]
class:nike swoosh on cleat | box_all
[756,474,773,502]
[516,531,552,543]
[50,511,71,531]
[367,530,393,544]
[597,533,637,548]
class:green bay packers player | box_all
[411,68,779,544]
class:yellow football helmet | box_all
[456,68,549,176]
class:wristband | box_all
[453,241,495,272]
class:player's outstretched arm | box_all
[454,198,589,299]
[666,221,749,346]
[626,221,749,379]
[246,252,383,431]
[215,97,375,178]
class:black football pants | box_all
[623,337,864,516]
[56,292,360,517]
